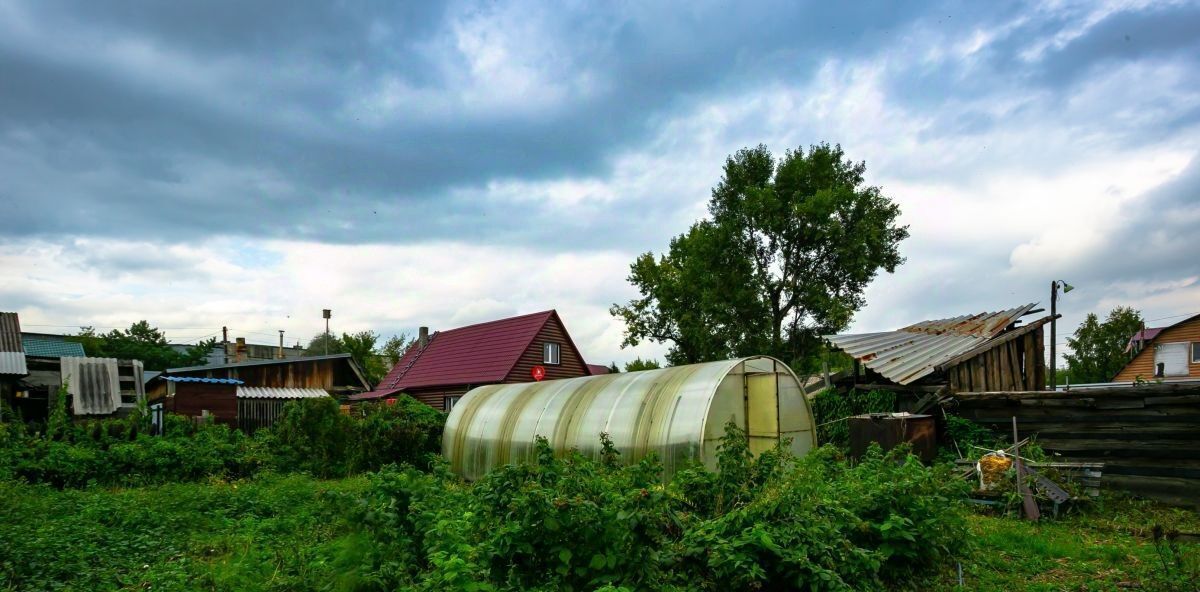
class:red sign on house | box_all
[532,365,546,381]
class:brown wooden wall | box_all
[948,325,1045,392]
[951,384,1200,508]
[168,357,368,394]
[168,382,238,425]
[403,386,470,412]
[505,315,589,384]
[1113,317,1200,382]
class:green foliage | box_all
[612,143,909,369]
[809,388,896,448]
[0,474,368,591]
[307,330,412,385]
[622,357,662,372]
[0,395,444,487]
[1063,306,1145,383]
[69,321,213,370]
[344,427,968,591]
[380,332,414,366]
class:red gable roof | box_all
[352,310,573,400]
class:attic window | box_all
[445,395,461,412]
[543,342,561,365]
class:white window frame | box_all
[445,395,462,412]
[543,342,561,365]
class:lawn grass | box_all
[933,497,1200,591]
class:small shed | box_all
[148,353,371,402]
[442,356,816,480]
[826,303,1053,393]
[159,376,328,432]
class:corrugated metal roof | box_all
[161,376,245,384]
[826,303,1037,385]
[236,386,329,399]
[0,312,28,375]
[20,334,87,358]
[373,310,558,392]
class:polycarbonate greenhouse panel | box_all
[442,356,817,480]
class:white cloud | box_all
[0,238,667,366]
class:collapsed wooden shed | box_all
[826,303,1053,394]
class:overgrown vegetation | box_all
[0,393,443,488]
[809,388,896,447]
[3,391,1195,591]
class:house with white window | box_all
[348,310,599,412]
[1114,313,1200,382]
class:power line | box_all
[1145,311,1200,323]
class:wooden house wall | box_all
[948,325,1045,392]
[1113,317,1200,382]
[169,382,238,425]
[505,315,588,384]
[403,386,470,412]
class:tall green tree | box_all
[380,333,415,367]
[1063,306,1145,383]
[71,322,213,370]
[612,143,908,370]
[304,333,346,356]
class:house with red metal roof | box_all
[350,310,595,411]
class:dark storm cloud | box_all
[0,0,1193,251]
[0,0,979,247]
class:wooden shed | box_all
[147,353,370,402]
[157,376,329,432]
[826,303,1052,394]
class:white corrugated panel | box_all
[60,357,121,415]
[0,352,27,375]
[236,386,329,399]
[1155,343,1189,377]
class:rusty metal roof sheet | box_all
[0,312,28,375]
[826,303,1037,385]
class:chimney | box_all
[235,337,247,363]
[418,326,429,348]
[278,330,285,359]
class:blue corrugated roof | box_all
[20,334,86,358]
[161,376,244,384]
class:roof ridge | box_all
[435,310,555,334]
[386,331,438,388]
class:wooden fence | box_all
[949,383,1200,508]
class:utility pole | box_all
[322,309,332,355]
[1049,280,1074,390]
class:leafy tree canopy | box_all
[70,321,214,371]
[612,143,908,371]
[305,330,414,387]
[623,357,663,372]
[1063,306,1144,384]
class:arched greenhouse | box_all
[442,356,817,480]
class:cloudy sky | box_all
[1,0,1198,368]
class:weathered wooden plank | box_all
[972,359,986,394]
[952,383,1200,400]
[1018,398,1096,407]
[1033,327,1046,390]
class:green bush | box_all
[345,425,970,591]
[0,394,445,487]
